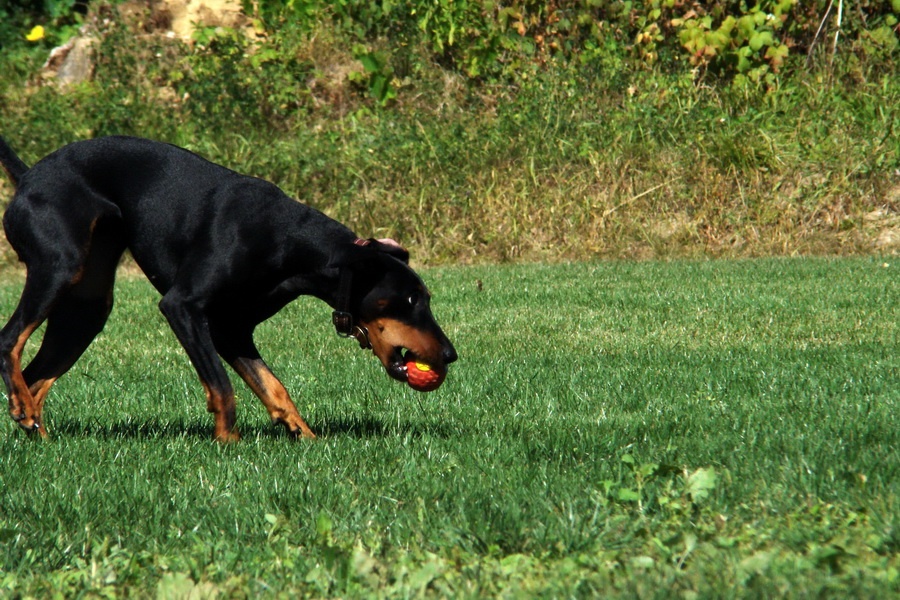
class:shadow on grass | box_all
[47,418,224,441]
[42,415,455,441]
[316,416,455,439]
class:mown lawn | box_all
[0,258,897,597]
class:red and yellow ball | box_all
[405,360,445,392]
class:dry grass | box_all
[2,150,897,269]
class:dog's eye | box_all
[407,295,417,306]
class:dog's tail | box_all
[0,137,29,187]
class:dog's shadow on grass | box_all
[45,416,455,441]
[48,418,217,441]
[316,416,456,439]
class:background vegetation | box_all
[1,0,898,264]
[0,259,897,597]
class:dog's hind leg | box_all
[23,293,112,416]
[1,195,120,435]
[22,224,124,422]
[0,306,43,433]
[0,267,85,435]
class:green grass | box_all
[0,258,898,597]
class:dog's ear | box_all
[369,238,410,264]
[328,237,410,270]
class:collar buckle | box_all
[332,310,354,337]
[332,262,372,349]
[333,311,371,349]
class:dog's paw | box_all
[214,429,241,443]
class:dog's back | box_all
[4,136,336,290]
[10,136,247,212]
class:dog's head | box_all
[330,238,457,391]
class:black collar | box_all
[331,240,372,349]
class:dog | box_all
[0,135,457,440]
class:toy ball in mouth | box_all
[405,360,445,392]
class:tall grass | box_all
[0,258,897,596]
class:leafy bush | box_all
[3,1,898,88]
[0,1,898,263]
[182,25,316,127]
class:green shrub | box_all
[180,25,314,128]
[1,1,898,263]
[3,1,898,87]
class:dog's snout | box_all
[443,344,458,365]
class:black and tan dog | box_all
[0,136,456,440]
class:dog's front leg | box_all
[159,294,239,441]
[230,357,316,438]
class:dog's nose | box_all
[443,344,458,365]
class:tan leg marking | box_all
[29,376,57,416]
[7,324,47,435]
[231,358,315,438]
[201,382,240,442]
